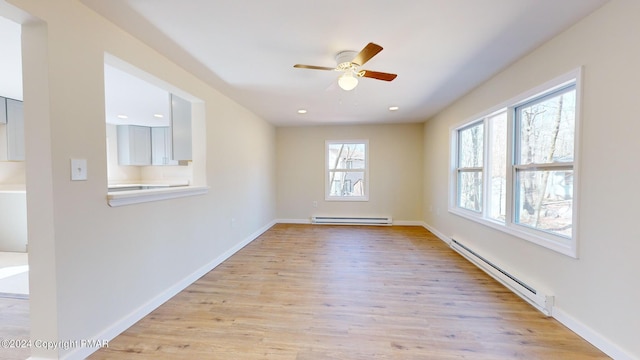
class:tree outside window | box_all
[450,69,580,257]
[326,141,368,201]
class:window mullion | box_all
[514,163,573,171]
[505,107,515,227]
[482,116,490,218]
[457,167,483,172]
[325,140,369,201]
[449,68,579,257]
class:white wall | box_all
[0,192,27,252]
[6,0,636,358]
[277,123,423,223]
[0,14,22,100]
[423,1,639,358]
[0,15,25,186]
[6,0,276,358]
[105,123,141,182]
[0,161,25,183]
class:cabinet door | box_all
[0,97,6,124]
[151,127,172,165]
[117,125,151,166]
[171,94,192,161]
[131,126,151,165]
[6,99,25,161]
[0,193,28,252]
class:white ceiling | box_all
[6,1,609,127]
[1,15,171,127]
[104,64,171,127]
[80,0,607,126]
[0,16,22,101]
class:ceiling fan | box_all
[294,42,397,91]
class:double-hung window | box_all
[450,69,580,257]
[326,140,369,201]
[514,84,576,239]
[456,122,484,212]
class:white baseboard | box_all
[63,220,276,360]
[553,307,637,360]
[275,218,311,224]
[422,222,452,245]
[392,220,424,226]
[421,221,637,360]
[276,219,425,226]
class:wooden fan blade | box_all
[294,64,335,71]
[360,70,397,81]
[351,42,383,66]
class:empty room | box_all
[0,0,638,359]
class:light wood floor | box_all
[0,297,30,360]
[0,252,30,360]
[91,224,608,359]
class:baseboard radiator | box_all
[311,216,392,226]
[450,238,554,316]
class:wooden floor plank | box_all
[0,296,30,360]
[91,224,608,359]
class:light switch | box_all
[71,159,87,181]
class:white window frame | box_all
[449,68,582,258]
[325,140,369,201]
[455,121,484,213]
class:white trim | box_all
[392,220,425,226]
[421,221,635,360]
[570,67,584,259]
[276,219,424,226]
[325,139,369,201]
[107,186,208,207]
[449,207,574,257]
[449,68,582,131]
[421,222,451,245]
[63,220,275,360]
[450,238,554,316]
[449,68,582,258]
[553,307,637,360]
[311,216,392,225]
[276,218,312,224]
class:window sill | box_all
[107,186,208,207]
[448,207,576,258]
[325,197,369,202]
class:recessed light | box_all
[297,109,307,114]
[388,106,399,111]
[153,114,164,118]
[117,114,128,119]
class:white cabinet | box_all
[0,97,25,161]
[0,97,6,124]
[114,94,192,166]
[117,125,151,165]
[0,191,28,252]
[171,94,192,161]
[6,98,24,161]
[151,126,173,165]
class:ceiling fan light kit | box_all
[338,72,359,91]
[294,42,397,91]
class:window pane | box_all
[488,111,507,222]
[515,169,573,238]
[458,123,483,167]
[518,88,576,165]
[328,143,366,170]
[458,171,482,212]
[328,171,365,197]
